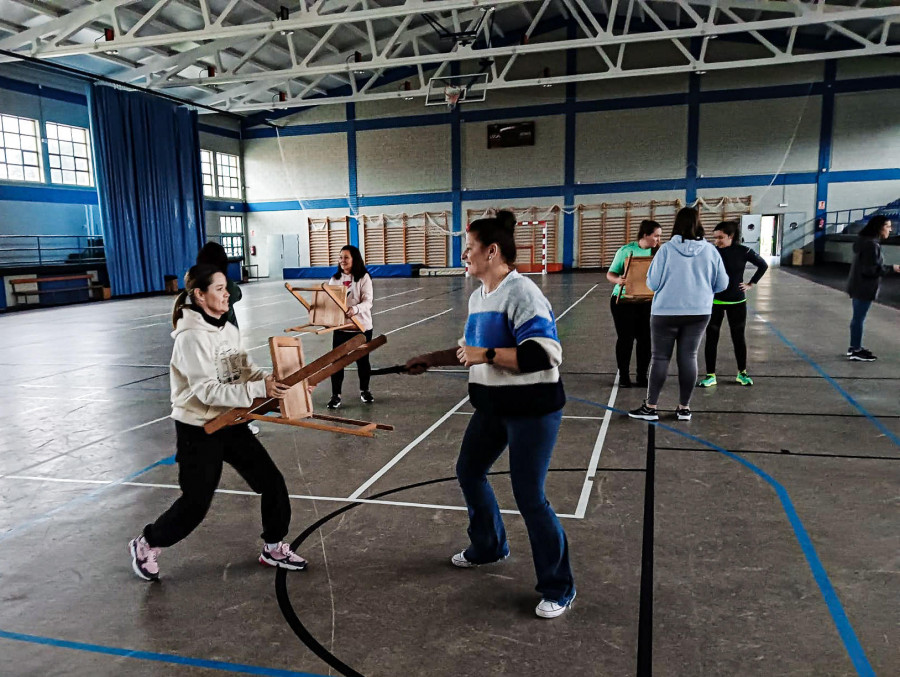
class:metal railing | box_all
[823,205,882,236]
[0,235,105,268]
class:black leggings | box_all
[331,329,373,395]
[704,303,748,374]
[144,421,291,548]
[609,296,651,382]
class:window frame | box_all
[218,214,245,260]
[215,151,242,200]
[200,149,216,197]
[45,121,94,187]
[0,113,43,184]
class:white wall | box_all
[462,115,565,189]
[828,181,900,213]
[699,97,822,175]
[357,125,451,196]
[243,133,349,201]
[247,208,351,276]
[831,90,900,171]
[576,106,688,182]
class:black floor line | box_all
[671,409,900,419]
[656,445,900,462]
[275,468,591,677]
[557,371,900,381]
[636,425,655,677]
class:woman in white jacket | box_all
[327,245,375,408]
[128,264,307,582]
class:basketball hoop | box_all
[444,85,465,110]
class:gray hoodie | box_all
[646,235,729,316]
[169,308,268,426]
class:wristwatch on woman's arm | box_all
[485,348,496,365]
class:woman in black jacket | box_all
[697,221,768,388]
[846,215,900,361]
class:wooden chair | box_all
[204,334,393,438]
[616,254,655,303]
[284,282,365,334]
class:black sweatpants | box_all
[144,421,291,548]
[331,329,373,395]
[704,303,748,374]
[609,296,652,382]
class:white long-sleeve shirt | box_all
[330,272,374,331]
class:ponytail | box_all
[171,264,221,328]
[171,290,190,328]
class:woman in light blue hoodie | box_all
[629,207,728,422]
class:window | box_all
[215,152,241,199]
[219,215,244,258]
[0,114,42,183]
[200,149,215,196]
[46,122,93,186]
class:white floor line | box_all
[556,284,598,322]
[375,288,421,301]
[574,372,620,519]
[373,298,424,315]
[0,474,582,518]
[385,308,453,335]
[347,395,470,500]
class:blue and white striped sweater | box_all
[462,271,565,415]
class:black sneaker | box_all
[628,402,659,421]
[360,390,374,404]
[327,394,342,409]
[618,377,633,389]
[635,377,648,389]
[675,406,692,421]
[848,349,876,362]
[845,347,854,357]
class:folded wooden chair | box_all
[284,282,365,334]
[204,334,393,438]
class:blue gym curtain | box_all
[89,84,205,296]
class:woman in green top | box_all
[605,220,662,388]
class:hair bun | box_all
[496,210,516,233]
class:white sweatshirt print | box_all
[169,308,268,426]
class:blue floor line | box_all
[0,454,175,544]
[0,629,328,676]
[754,312,900,448]
[567,396,875,677]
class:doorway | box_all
[760,215,782,265]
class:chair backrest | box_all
[620,255,654,301]
[269,336,312,419]
[309,285,350,327]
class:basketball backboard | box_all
[425,73,488,108]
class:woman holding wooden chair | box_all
[606,219,662,388]
[128,264,307,582]
[629,207,728,422]
[404,210,576,619]
[327,245,375,409]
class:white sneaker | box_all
[450,550,509,568]
[535,591,576,619]
[248,423,260,435]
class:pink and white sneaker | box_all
[259,542,307,571]
[129,535,161,581]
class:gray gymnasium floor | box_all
[0,269,896,677]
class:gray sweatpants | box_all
[647,314,711,407]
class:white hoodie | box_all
[169,307,268,426]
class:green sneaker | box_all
[697,374,717,388]
[736,371,753,386]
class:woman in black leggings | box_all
[606,220,661,388]
[698,221,768,388]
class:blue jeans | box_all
[456,408,575,604]
[850,298,872,350]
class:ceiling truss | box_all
[0,0,897,114]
